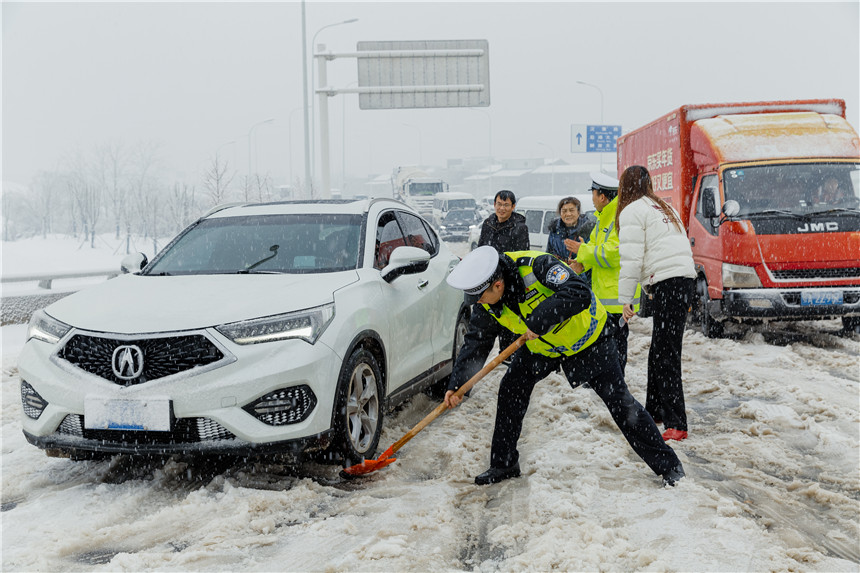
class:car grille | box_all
[57,414,236,443]
[58,334,224,385]
[771,267,860,280]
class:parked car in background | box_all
[516,194,596,250]
[18,199,470,467]
[438,209,483,242]
[432,192,478,227]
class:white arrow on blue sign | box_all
[570,124,621,153]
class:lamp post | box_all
[402,123,423,166]
[537,141,555,195]
[576,80,605,171]
[248,117,275,180]
[310,18,359,177]
[288,107,303,191]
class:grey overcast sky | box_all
[3,1,859,189]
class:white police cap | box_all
[591,171,619,192]
[446,245,500,302]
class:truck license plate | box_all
[800,290,843,306]
[84,396,171,431]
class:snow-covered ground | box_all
[1,235,858,572]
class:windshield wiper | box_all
[745,209,809,220]
[239,244,280,273]
[808,207,860,215]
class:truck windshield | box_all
[723,163,860,216]
[408,183,441,196]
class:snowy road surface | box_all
[2,241,859,572]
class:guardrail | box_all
[1,269,120,290]
[1,269,121,325]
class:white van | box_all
[432,192,478,227]
[516,194,595,250]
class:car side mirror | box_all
[717,199,741,227]
[702,188,719,219]
[381,246,431,283]
[722,200,740,218]
[120,252,148,274]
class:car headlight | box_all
[722,263,762,289]
[27,310,71,344]
[216,303,335,345]
[439,225,447,230]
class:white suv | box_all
[19,199,469,466]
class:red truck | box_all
[617,99,860,336]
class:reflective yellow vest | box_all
[482,251,607,358]
[576,197,641,314]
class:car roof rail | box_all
[201,202,250,218]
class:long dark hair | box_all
[615,165,682,232]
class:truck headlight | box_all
[216,303,335,345]
[722,263,762,289]
[27,310,71,344]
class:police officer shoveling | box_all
[444,245,685,487]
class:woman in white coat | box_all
[616,165,696,441]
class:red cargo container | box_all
[617,99,860,336]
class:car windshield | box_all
[408,183,441,196]
[723,162,860,216]
[144,214,363,275]
[448,199,476,210]
[444,210,477,223]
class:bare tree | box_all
[127,142,160,249]
[95,141,128,240]
[202,154,235,207]
[24,171,61,237]
[66,152,103,248]
[165,181,198,233]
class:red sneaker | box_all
[662,428,688,441]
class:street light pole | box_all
[301,0,311,196]
[402,123,423,166]
[576,80,605,171]
[537,141,555,195]
[288,106,303,191]
[310,18,359,178]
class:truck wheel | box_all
[697,278,725,339]
[333,347,384,467]
[842,316,860,334]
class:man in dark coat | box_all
[476,189,530,354]
[477,189,530,254]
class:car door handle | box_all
[418,279,429,289]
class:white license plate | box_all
[800,290,843,306]
[84,396,172,431]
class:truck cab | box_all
[619,100,860,336]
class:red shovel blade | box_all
[339,446,397,478]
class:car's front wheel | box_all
[333,347,384,466]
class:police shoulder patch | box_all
[546,264,570,285]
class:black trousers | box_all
[606,312,629,374]
[645,276,694,432]
[489,337,680,477]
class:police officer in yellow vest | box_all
[568,172,641,373]
[444,246,684,487]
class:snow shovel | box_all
[340,334,527,479]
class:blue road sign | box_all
[586,125,622,152]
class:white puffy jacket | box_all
[618,196,695,303]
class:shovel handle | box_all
[386,334,527,455]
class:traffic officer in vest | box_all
[567,172,641,373]
[444,245,685,487]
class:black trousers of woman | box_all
[488,336,680,477]
[645,276,694,432]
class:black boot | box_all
[662,463,685,487]
[475,462,520,485]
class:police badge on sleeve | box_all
[546,264,570,285]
